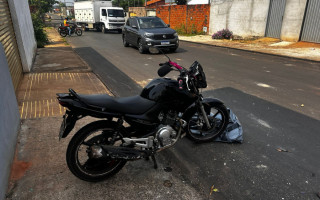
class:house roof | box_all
[146,0,164,6]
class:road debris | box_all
[164,167,172,172]
[276,147,289,152]
[163,180,173,188]
[210,185,219,196]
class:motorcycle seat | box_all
[77,94,156,115]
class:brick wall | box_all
[156,4,210,34]
[129,7,147,17]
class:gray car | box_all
[122,17,179,54]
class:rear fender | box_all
[59,110,81,139]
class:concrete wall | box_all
[8,0,37,72]
[209,0,270,37]
[0,44,20,199]
[280,0,307,42]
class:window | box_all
[102,9,107,16]
[108,9,124,17]
[138,18,167,29]
[131,18,138,28]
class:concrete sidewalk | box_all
[179,35,320,62]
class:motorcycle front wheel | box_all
[186,104,229,142]
[76,29,82,36]
[66,120,127,182]
[60,31,67,37]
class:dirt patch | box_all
[286,41,320,48]
[9,159,32,181]
[45,27,68,47]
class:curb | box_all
[180,39,320,65]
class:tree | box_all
[176,0,187,5]
[112,0,145,11]
[28,0,58,14]
[28,0,58,47]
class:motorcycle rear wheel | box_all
[66,120,127,182]
[186,104,229,142]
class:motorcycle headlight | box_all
[144,33,154,38]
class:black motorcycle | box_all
[57,47,229,182]
[58,23,82,37]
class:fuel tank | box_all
[140,78,196,111]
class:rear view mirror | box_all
[158,64,172,77]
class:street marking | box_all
[51,99,54,116]
[86,73,101,94]
[28,74,34,98]
[39,100,41,118]
[30,101,32,119]
[47,100,50,117]
[59,104,62,115]
[43,100,46,117]
[18,72,112,119]
[21,102,24,118]
[24,102,28,119]
[34,101,37,118]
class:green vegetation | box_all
[112,0,145,11]
[175,23,205,36]
[28,0,57,47]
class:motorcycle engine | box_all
[155,125,177,148]
[156,111,179,149]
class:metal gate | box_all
[300,0,320,43]
[0,0,23,91]
[265,0,286,38]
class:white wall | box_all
[209,0,270,37]
[0,44,20,200]
[280,0,307,41]
[8,0,37,72]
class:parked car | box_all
[122,17,179,54]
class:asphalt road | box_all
[65,30,320,199]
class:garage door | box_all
[300,0,320,43]
[0,0,23,91]
[265,0,286,38]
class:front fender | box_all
[182,98,224,120]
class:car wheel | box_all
[138,39,146,54]
[123,35,129,47]
[102,25,106,34]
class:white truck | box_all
[74,0,125,33]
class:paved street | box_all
[64,30,320,199]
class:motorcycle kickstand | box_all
[151,155,158,169]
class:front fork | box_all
[198,100,212,129]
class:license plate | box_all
[59,113,67,140]
[161,41,170,45]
